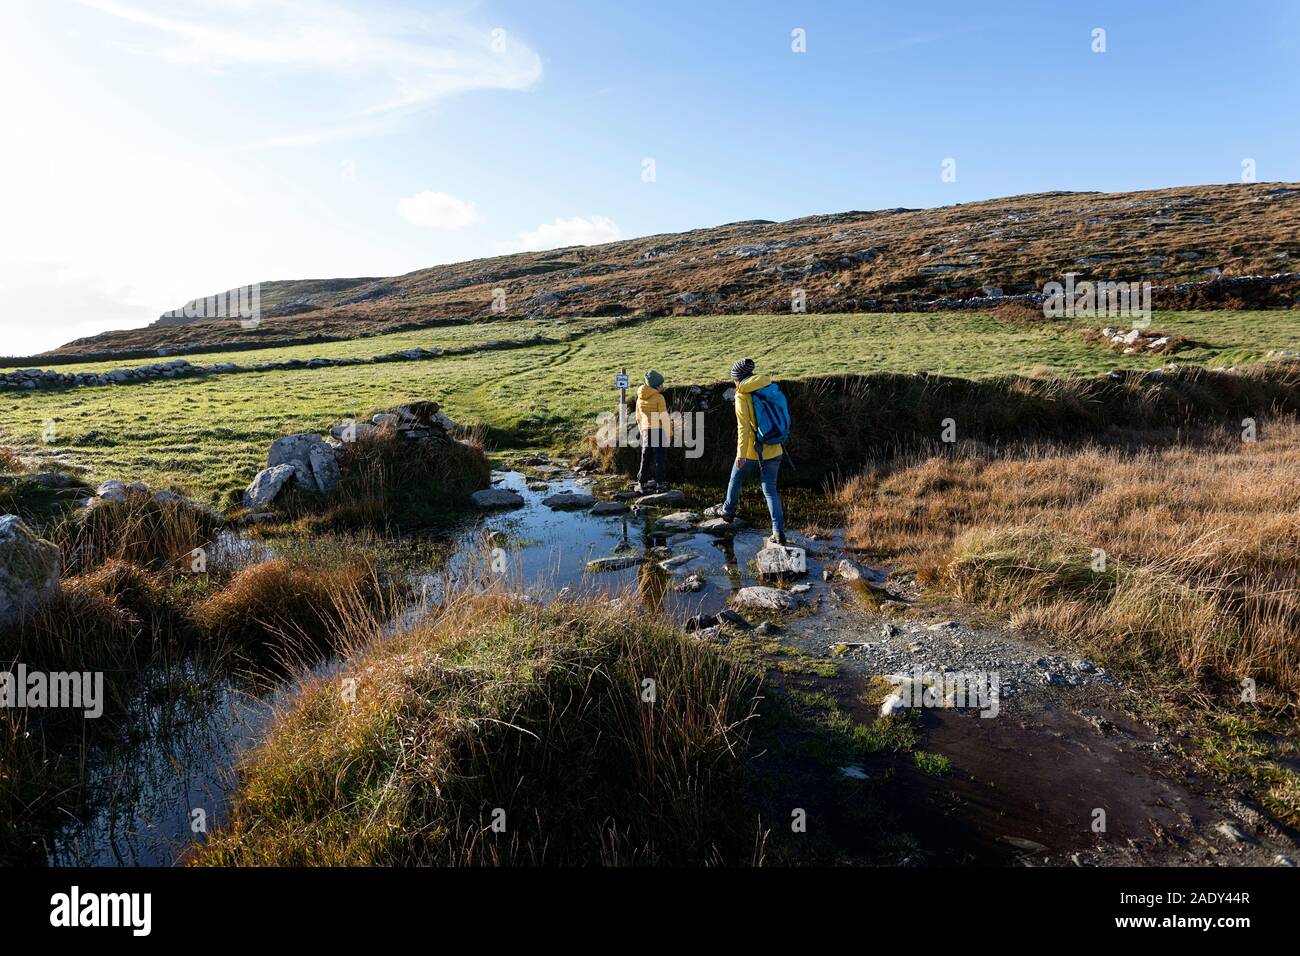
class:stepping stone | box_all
[731,586,802,613]
[633,490,685,507]
[755,545,807,578]
[659,511,701,524]
[659,552,698,570]
[470,488,525,509]
[586,555,645,572]
[543,491,595,509]
[672,573,705,593]
[590,500,630,515]
[698,517,746,535]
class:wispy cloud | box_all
[492,216,623,254]
[74,0,543,147]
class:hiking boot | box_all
[768,531,788,547]
[703,504,734,521]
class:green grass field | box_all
[1,310,1294,504]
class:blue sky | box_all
[2,0,1297,354]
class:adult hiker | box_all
[704,358,790,545]
[634,369,673,492]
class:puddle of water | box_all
[47,469,837,866]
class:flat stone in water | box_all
[470,488,525,509]
[698,517,745,535]
[543,491,596,509]
[590,500,630,515]
[755,545,807,578]
[586,555,646,572]
[634,490,686,507]
[731,585,801,612]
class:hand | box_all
[735,458,745,469]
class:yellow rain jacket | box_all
[735,374,783,461]
[635,384,673,443]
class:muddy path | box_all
[773,580,1300,866]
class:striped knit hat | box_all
[730,357,755,381]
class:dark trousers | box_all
[638,440,666,486]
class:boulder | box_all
[329,421,377,442]
[730,586,802,613]
[242,463,297,510]
[267,433,341,495]
[543,491,595,510]
[755,545,807,578]
[0,514,61,625]
[470,488,525,509]
[96,479,149,502]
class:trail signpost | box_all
[616,368,629,437]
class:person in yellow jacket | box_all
[703,358,786,545]
[634,369,673,491]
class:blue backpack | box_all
[750,382,791,452]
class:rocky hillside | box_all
[46,182,1300,357]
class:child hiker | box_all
[635,369,673,492]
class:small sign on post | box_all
[615,368,629,437]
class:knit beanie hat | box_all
[645,369,664,389]
[730,357,756,381]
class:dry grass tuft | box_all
[52,490,219,576]
[839,421,1300,701]
[194,593,763,866]
[193,558,388,667]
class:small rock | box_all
[590,501,630,515]
[928,620,960,631]
[879,693,907,717]
[672,573,705,593]
[882,622,901,637]
[1215,821,1251,844]
[839,765,869,781]
[755,621,782,636]
[717,609,751,630]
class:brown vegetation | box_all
[194,594,763,865]
[43,182,1300,357]
[838,421,1300,704]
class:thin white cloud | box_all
[73,0,543,147]
[493,216,623,254]
[397,191,481,230]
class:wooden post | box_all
[617,367,628,440]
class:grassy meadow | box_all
[1,310,1295,503]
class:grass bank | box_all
[195,594,766,865]
[1,310,1294,499]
